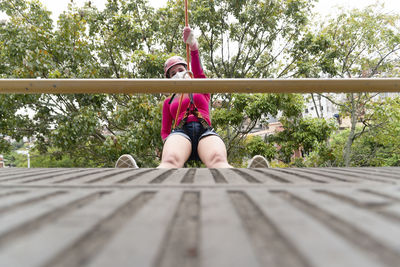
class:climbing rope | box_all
[172,0,191,129]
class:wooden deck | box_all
[0,167,399,267]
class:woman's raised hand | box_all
[183,26,199,51]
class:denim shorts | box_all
[167,121,220,161]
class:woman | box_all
[115,26,232,168]
[116,27,270,168]
[159,26,232,168]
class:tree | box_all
[0,95,37,153]
[211,93,305,164]
[2,0,348,167]
[303,96,400,167]
[0,0,165,167]
[1,0,319,167]
[295,4,400,166]
[345,97,400,166]
[0,0,51,152]
[267,116,336,164]
[245,135,276,161]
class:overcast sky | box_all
[1,0,400,22]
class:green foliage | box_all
[245,135,276,160]
[304,142,338,167]
[304,97,400,167]
[0,0,166,166]
[0,94,38,153]
[294,4,400,166]
[295,4,400,78]
[211,93,305,165]
[1,0,398,168]
[188,0,315,78]
[4,147,96,167]
[268,117,337,164]
[3,152,26,167]
[346,97,400,166]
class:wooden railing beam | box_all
[0,78,400,94]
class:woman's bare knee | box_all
[161,153,184,168]
[205,152,228,168]
[198,135,232,168]
[159,135,191,168]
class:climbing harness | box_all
[174,93,213,132]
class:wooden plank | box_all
[282,188,400,266]
[58,168,132,184]
[228,169,266,184]
[273,168,331,183]
[0,168,67,183]
[244,188,384,267]
[360,187,400,201]
[255,169,307,184]
[0,190,28,199]
[379,204,400,220]
[228,190,309,267]
[313,188,392,207]
[200,189,260,267]
[297,168,361,183]
[312,168,395,184]
[93,169,157,185]
[20,169,104,185]
[121,169,176,185]
[368,167,400,176]
[382,167,400,175]
[233,169,287,185]
[0,190,145,267]
[193,169,215,185]
[162,168,191,185]
[152,191,200,267]
[1,78,400,94]
[331,168,399,183]
[0,167,399,266]
[216,169,249,184]
[0,168,38,176]
[358,188,400,220]
[286,189,400,247]
[0,169,84,185]
[0,190,102,245]
[35,168,112,184]
[86,189,182,267]
[0,189,66,214]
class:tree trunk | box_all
[318,95,324,118]
[311,93,320,118]
[226,94,232,152]
[344,93,357,166]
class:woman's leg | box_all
[158,134,192,168]
[197,135,233,168]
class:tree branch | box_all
[319,93,346,108]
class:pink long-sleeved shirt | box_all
[161,50,211,140]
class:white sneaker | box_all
[115,154,138,168]
[247,155,269,168]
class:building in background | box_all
[303,93,340,120]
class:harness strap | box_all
[174,93,213,131]
[168,93,176,104]
[173,94,184,129]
